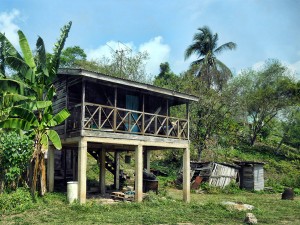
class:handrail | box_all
[67,102,188,139]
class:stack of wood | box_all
[111,191,135,201]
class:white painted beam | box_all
[78,138,87,204]
[135,145,143,202]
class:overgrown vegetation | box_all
[0,131,33,192]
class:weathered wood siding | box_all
[53,76,67,135]
[208,163,238,188]
[240,165,254,190]
[240,164,264,191]
[253,164,264,191]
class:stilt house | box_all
[47,68,198,203]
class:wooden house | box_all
[46,68,198,203]
[235,161,265,191]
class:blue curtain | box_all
[126,95,139,132]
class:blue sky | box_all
[1,0,300,78]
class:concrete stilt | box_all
[135,145,143,202]
[78,138,87,204]
[183,146,190,203]
[144,150,151,172]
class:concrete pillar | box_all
[78,138,87,204]
[183,146,190,203]
[135,145,143,202]
[114,151,120,190]
[47,146,55,192]
[144,150,151,172]
[100,148,106,194]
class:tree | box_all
[230,60,296,146]
[179,66,237,160]
[0,22,72,196]
[60,46,87,68]
[278,107,300,150]
[185,26,236,90]
[153,62,178,89]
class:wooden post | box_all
[135,145,143,202]
[186,103,190,140]
[100,148,106,194]
[114,151,120,190]
[47,146,55,192]
[72,148,77,181]
[81,80,86,131]
[113,87,117,131]
[78,138,87,204]
[142,94,145,134]
[183,146,190,203]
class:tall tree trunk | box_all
[31,155,39,196]
[39,153,47,196]
[250,132,257,146]
[197,142,206,161]
[0,167,4,193]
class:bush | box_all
[0,131,33,191]
[0,188,33,213]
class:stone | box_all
[222,201,254,211]
[244,213,258,224]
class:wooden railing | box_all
[67,102,188,139]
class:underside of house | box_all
[47,68,198,203]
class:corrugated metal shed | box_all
[235,161,265,191]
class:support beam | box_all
[78,138,87,204]
[100,148,106,194]
[135,145,143,202]
[143,150,151,172]
[114,151,120,190]
[47,146,55,192]
[183,146,190,203]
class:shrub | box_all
[0,131,33,191]
[0,188,33,213]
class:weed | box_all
[0,188,33,214]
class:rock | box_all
[282,188,294,200]
[244,213,258,224]
[222,201,254,211]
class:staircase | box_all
[87,149,115,174]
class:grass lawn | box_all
[1,188,299,225]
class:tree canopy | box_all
[185,26,236,90]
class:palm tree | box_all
[0,22,72,196]
[185,26,237,90]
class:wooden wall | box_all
[240,164,264,191]
[53,76,67,135]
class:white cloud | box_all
[285,60,300,79]
[139,36,170,76]
[252,61,265,71]
[0,9,20,46]
[86,36,170,76]
[87,40,134,61]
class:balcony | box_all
[67,102,189,139]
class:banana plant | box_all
[0,22,72,196]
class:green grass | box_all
[1,189,300,225]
